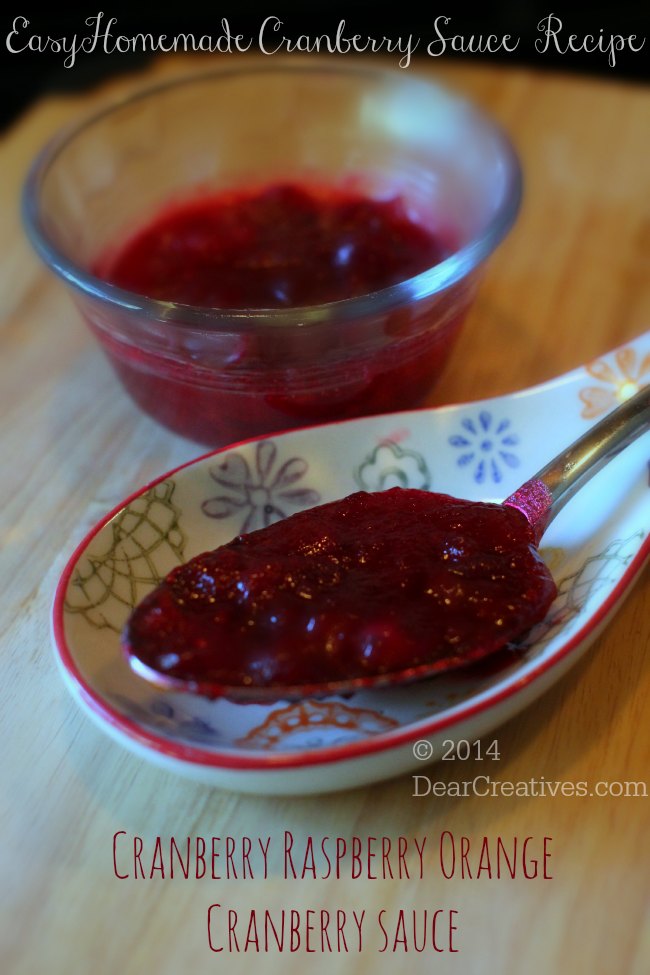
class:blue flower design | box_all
[114,695,220,743]
[202,440,320,532]
[449,411,520,485]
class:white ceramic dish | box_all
[52,332,650,794]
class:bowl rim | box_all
[22,62,523,332]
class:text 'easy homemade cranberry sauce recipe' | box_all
[95,183,467,444]
[123,489,557,695]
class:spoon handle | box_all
[504,384,650,542]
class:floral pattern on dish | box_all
[580,347,650,418]
[354,440,432,491]
[449,411,520,485]
[201,439,320,532]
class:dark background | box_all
[1,3,648,130]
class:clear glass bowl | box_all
[23,65,521,445]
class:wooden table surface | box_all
[1,56,649,974]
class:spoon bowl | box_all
[121,383,649,703]
[52,331,650,792]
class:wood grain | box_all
[1,56,648,975]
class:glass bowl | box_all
[23,64,522,446]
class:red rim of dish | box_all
[51,420,650,772]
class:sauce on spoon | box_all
[123,488,557,696]
[122,379,649,699]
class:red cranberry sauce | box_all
[123,488,557,692]
[92,184,467,444]
[101,183,447,308]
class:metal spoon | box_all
[125,385,649,701]
[504,383,649,540]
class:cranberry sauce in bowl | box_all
[23,66,521,444]
[93,180,461,442]
[99,183,449,310]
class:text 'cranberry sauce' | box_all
[123,488,557,695]
[93,184,471,445]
